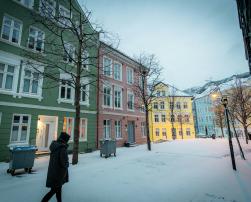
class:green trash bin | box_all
[7,145,37,176]
[100,139,116,158]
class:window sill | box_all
[127,109,135,112]
[18,93,43,101]
[80,101,90,106]
[116,138,123,140]
[8,142,29,147]
[114,107,123,111]
[0,89,17,97]
[0,38,21,48]
[102,105,113,109]
[57,98,74,105]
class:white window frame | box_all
[114,85,122,110]
[14,0,34,9]
[79,118,87,141]
[19,62,44,100]
[103,83,112,108]
[160,101,165,109]
[58,4,72,27]
[126,66,134,85]
[183,102,188,109]
[141,122,146,137]
[103,120,111,139]
[63,42,75,64]
[127,90,134,111]
[162,128,167,136]
[103,56,112,77]
[63,117,74,141]
[27,26,45,52]
[155,128,160,136]
[80,78,89,106]
[1,15,23,45]
[153,102,158,109]
[39,0,56,19]
[115,120,122,139]
[0,52,20,96]
[114,61,122,81]
[9,114,31,145]
[161,114,166,122]
[154,114,159,122]
[186,128,191,136]
[58,73,74,104]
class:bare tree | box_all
[228,78,251,144]
[213,103,225,137]
[22,0,108,164]
[168,86,178,140]
[133,53,162,151]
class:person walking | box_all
[41,132,70,202]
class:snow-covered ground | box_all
[0,139,251,202]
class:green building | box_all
[0,0,98,161]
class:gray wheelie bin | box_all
[100,139,116,158]
[7,145,37,176]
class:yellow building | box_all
[149,82,196,142]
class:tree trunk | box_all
[243,124,249,144]
[72,77,81,165]
[220,126,224,138]
[145,109,151,151]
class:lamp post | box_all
[221,96,237,171]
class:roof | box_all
[155,82,193,97]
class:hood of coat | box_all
[49,141,67,153]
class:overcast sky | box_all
[80,0,248,90]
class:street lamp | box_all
[221,95,237,171]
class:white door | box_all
[36,122,54,151]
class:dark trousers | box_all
[41,186,62,202]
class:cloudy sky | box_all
[80,0,248,90]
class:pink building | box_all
[97,42,147,147]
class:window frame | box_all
[114,85,123,109]
[115,120,122,139]
[126,66,134,85]
[79,118,87,142]
[39,0,56,19]
[9,114,31,145]
[63,117,74,141]
[155,128,160,136]
[154,114,159,122]
[58,4,72,27]
[113,61,122,81]
[127,90,134,111]
[27,26,45,52]
[103,83,112,108]
[1,15,23,46]
[103,56,112,77]
[103,119,111,139]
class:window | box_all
[141,122,146,137]
[63,117,74,141]
[103,57,112,77]
[127,67,133,84]
[40,0,56,19]
[114,86,122,109]
[80,118,87,141]
[155,128,160,136]
[161,114,166,122]
[156,91,160,97]
[140,104,145,113]
[22,68,40,95]
[154,114,159,122]
[162,128,167,136]
[1,15,22,44]
[176,102,181,109]
[10,114,30,143]
[170,114,175,122]
[153,102,158,109]
[160,101,165,109]
[184,115,190,122]
[179,130,183,136]
[60,80,72,100]
[114,62,122,81]
[63,43,75,63]
[177,114,182,122]
[186,128,191,136]
[170,102,174,109]
[127,91,134,110]
[103,85,112,107]
[103,120,111,139]
[0,63,15,91]
[183,102,188,109]
[82,50,89,69]
[139,75,144,89]
[15,0,34,8]
[115,120,122,139]
[161,91,166,96]
[28,27,44,52]
[59,5,71,27]
[81,83,89,104]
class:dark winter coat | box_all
[46,140,69,188]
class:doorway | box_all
[36,115,58,151]
[127,121,135,143]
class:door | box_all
[128,121,135,143]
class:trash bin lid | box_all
[10,145,37,151]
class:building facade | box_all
[97,42,147,147]
[236,0,251,72]
[0,0,98,161]
[149,82,196,142]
